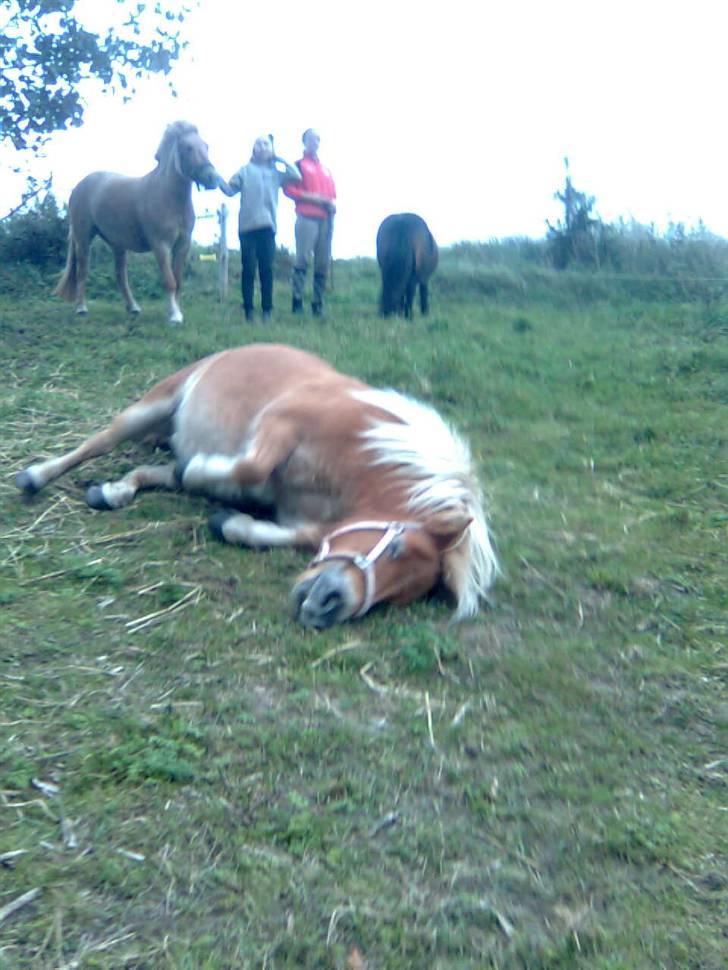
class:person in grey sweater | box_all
[219,135,301,321]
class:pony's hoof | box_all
[173,459,188,487]
[209,510,233,542]
[75,305,89,316]
[15,468,40,495]
[128,305,142,317]
[85,484,112,511]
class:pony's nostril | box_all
[321,589,342,611]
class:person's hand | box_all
[216,175,234,195]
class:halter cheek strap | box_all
[311,520,420,618]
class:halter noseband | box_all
[311,520,421,618]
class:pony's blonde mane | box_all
[155,121,199,169]
[353,388,498,618]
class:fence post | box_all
[217,204,228,302]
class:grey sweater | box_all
[224,158,301,234]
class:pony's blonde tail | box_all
[54,228,77,301]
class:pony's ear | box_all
[427,509,474,613]
[427,508,472,550]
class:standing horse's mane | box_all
[352,388,498,617]
[155,121,199,164]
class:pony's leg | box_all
[404,279,417,319]
[86,462,178,511]
[113,248,141,315]
[179,418,297,496]
[152,242,183,325]
[419,282,430,315]
[16,396,175,497]
[172,238,190,303]
[73,233,91,315]
[209,512,318,549]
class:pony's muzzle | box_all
[291,566,356,629]
[195,164,220,190]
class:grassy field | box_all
[1,249,726,969]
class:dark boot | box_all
[312,272,327,316]
[291,268,306,313]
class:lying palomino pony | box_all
[376,212,439,318]
[55,121,221,325]
[16,344,497,628]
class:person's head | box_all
[251,135,273,163]
[302,129,320,156]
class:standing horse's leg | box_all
[152,242,184,325]
[113,247,141,315]
[172,236,190,318]
[72,231,92,315]
[403,277,417,319]
[419,282,430,316]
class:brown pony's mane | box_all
[353,388,498,618]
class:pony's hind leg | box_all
[86,462,178,511]
[403,278,417,319]
[71,233,91,315]
[419,282,430,315]
[16,396,176,498]
[113,248,141,315]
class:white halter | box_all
[311,520,421,617]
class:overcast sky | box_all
[3,0,728,257]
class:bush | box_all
[0,193,67,270]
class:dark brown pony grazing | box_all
[55,121,221,325]
[376,212,439,318]
[16,344,497,629]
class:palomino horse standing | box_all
[16,344,497,628]
[55,121,221,325]
[376,213,439,318]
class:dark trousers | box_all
[239,228,276,313]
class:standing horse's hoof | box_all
[75,305,89,316]
[168,314,184,326]
[128,304,142,316]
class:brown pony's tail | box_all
[54,227,77,301]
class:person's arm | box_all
[285,185,333,207]
[218,171,242,197]
[276,159,302,186]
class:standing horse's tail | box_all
[55,227,78,301]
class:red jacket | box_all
[283,153,336,220]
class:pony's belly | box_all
[275,488,345,527]
[200,477,275,507]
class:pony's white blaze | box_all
[353,388,498,618]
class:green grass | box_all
[0,250,726,968]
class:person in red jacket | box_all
[283,129,336,316]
